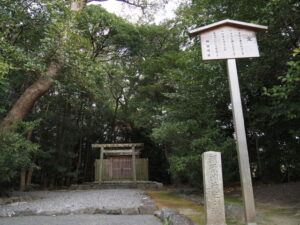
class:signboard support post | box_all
[227,58,256,225]
[189,19,267,225]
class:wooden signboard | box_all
[189,19,267,225]
[200,26,259,60]
[189,19,267,61]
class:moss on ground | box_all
[187,193,242,205]
[147,190,242,225]
[147,190,205,224]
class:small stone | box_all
[161,208,178,216]
[159,208,195,225]
[14,210,36,216]
[121,207,139,215]
[225,203,245,220]
[169,213,195,225]
[154,210,161,218]
[138,204,157,215]
[102,208,121,215]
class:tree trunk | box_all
[20,113,35,191]
[75,106,84,183]
[1,62,62,130]
[25,119,35,186]
[0,0,87,130]
[255,136,262,179]
[20,168,26,191]
[26,168,33,186]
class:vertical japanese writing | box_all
[238,30,244,56]
[203,152,227,224]
[201,27,260,60]
[207,154,221,216]
[205,39,211,57]
[230,30,236,56]
[221,30,226,52]
[213,31,219,57]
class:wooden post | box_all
[99,147,104,182]
[227,59,256,225]
[227,59,256,224]
[109,158,113,180]
[132,146,137,181]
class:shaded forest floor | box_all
[227,182,300,225]
[147,182,300,225]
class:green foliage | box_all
[0,123,39,187]
[0,0,299,190]
[131,0,300,185]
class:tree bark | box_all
[1,0,143,130]
[0,0,86,130]
[20,168,26,191]
[1,62,62,130]
[26,168,33,186]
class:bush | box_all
[0,124,39,194]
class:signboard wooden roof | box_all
[188,19,267,60]
[189,19,267,37]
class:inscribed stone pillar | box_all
[202,151,227,225]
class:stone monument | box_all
[202,151,227,225]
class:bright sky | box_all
[88,0,186,24]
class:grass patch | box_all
[147,190,243,225]
[224,196,243,205]
[185,192,242,205]
[264,207,297,218]
[147,190,205,224]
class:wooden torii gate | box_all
[92,143,147,182]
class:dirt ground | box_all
[226,182,300,225]
[226,182,300,206]
[148,182,300,225]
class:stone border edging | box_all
[70,181,164,190]
[155,208,197,225]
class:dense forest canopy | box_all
[0,0,299,192]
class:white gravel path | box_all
[0,189,145,217]
[0,215,162,225]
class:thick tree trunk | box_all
[0,0,86,130]
[26,168,33,186]
[25,115,35,187]
[20,168,26,191]
[1,0,144,130]
[1,62,62,130]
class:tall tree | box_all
[0,0,153,130]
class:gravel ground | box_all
[0,215,162,225]
[0,189,145,217]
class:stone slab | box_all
[202,151,226,225]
